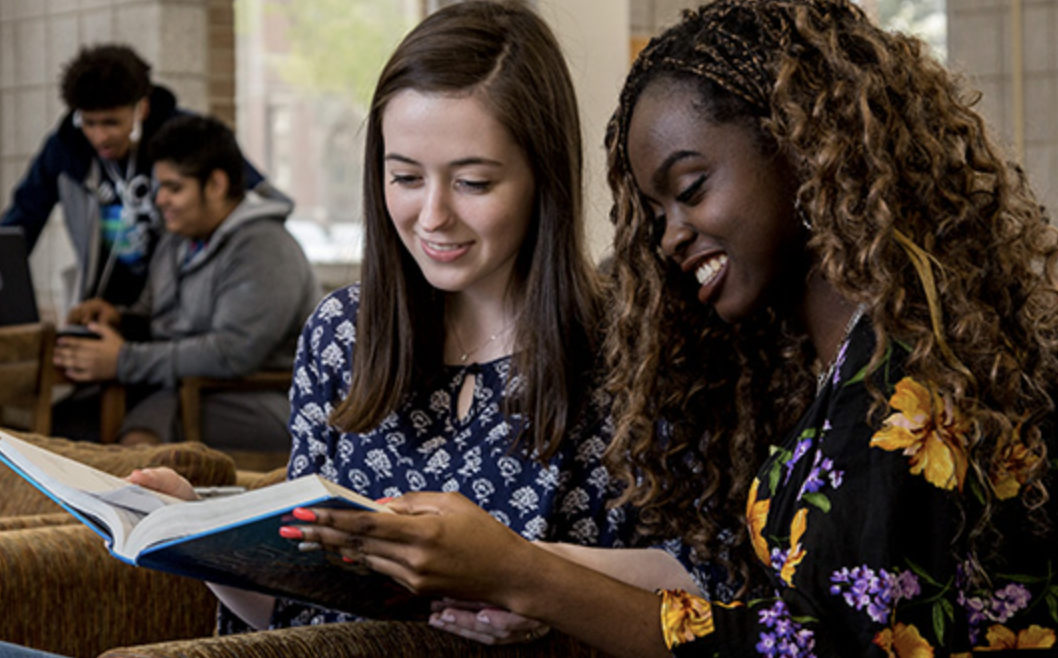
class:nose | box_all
[418,184,453,232]
[83,126,107,149]
[659,214,696,261]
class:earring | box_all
[796,197,813,232]
[72,110,83,129]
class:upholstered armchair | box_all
[0,429,238,657]
[99,622,609,658]
[0,430,610,658]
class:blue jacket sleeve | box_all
[0,133,66,250]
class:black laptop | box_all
[0,227,40,326]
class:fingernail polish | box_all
[292,507,317,522]
[375,496,394,504]
[279,526,304,540]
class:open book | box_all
[0,430,429,620]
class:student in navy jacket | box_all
[0,44,274,307]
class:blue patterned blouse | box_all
[268,283,636,627]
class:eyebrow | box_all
[651,150,700,194]
[384,153,504,168]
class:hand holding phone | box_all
[56,324,102,340]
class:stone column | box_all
[536,0,630,261]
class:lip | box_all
[681,250,728,305]
[419,237,472,263]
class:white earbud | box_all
[129,110,143,143]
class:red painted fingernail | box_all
[375,496,394,504]
[292,507,317,522]
[342,555,356,563]
[279,526,304,540]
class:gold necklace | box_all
[450,323,513,363]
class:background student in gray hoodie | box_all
[52,115,320,453]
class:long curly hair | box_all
[604,0,1058,593]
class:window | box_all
[859,0,947,61]
[235,0,418,274]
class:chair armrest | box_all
[0,524,217,657]
[0,512,76,531]
[0,430,236,517]
[180,372,292,444]
[100,620,610,658]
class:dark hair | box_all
[61,44,152,111]
[148,115,246,200]
[331,0,601,461]
[604,0,1057,592]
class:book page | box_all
[0,432,171,548]
[123,475,385,558]
[94,485,174,514]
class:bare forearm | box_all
[536,543,701,596]
[498,542,670,658]
[207,584,275,630]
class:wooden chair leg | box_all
[99,385,127,444]
[180,379,204,443]
[32,323,56,435]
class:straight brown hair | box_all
[330,0,602,460]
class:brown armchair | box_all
[0,323,57,435]
[0,429,240,657]
[99,621,611,658]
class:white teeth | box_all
[424,240,465,252]
[695,254,727,286]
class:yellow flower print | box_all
[990,423,1042,501]
[658,589,714,649]
[870,377,971,491]
[872,623,935,658]
[780,508,808,586]
[981,624,1057,650]
[747,478,771,566]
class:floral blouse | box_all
[669,318,1058,656]
[264,284,639,628]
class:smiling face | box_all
[381,89,536,303]
[626,80,804,323]
[153,161,229,240]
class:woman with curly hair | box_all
[282,1,1058,655]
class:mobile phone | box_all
[56,324,102,340]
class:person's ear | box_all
[205,169,230,202]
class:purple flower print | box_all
[785,438,813,483]
[830,565,920,624]
[771,547,789,575]
[754,600,817,657]
[958,579,1032,642]
[799,451,845,499]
